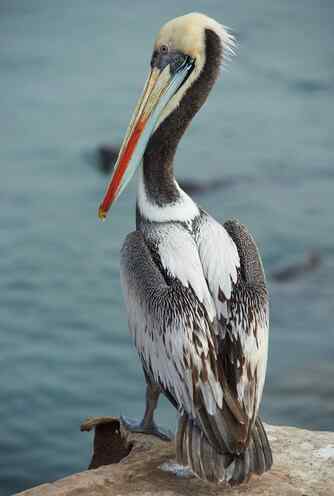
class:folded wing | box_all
[120,230,223,420]
[197,215,269,448]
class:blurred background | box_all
[0,0,333,494]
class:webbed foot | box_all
[120,415,173,441]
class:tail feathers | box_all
[176,414,272,485]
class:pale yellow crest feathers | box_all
[153,13,235,130]
[155,12,235,61]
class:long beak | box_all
[98,59,193,220]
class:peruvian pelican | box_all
[98,13,272,484]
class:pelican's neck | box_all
[136,28,223,223]
[137,73,199,222]
[142,140,179,206]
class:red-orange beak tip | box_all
[98,205,107,221]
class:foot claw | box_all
[120,415,173,441]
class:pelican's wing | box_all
[120,229,223,422]
[197,214,269,439]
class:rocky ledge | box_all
[17,417,334,496]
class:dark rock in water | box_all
[271,251,321,282]
[96,144,120,174]
[290,79,331,95]
[179,177,236,195]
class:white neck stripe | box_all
[137,166,199,223]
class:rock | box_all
[80,416,132,468]
[270,251,321,282]
[17,421,334,496]
[81,145,119,174]
[178,178,236,195]
[96,144,120,174]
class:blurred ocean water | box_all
[0,0,333,494]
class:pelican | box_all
[98,12,272,484]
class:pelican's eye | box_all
[160,44,169,54]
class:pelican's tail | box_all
[176,414,273,485]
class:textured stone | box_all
[17,422,334,496]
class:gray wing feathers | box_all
[222,219,269,425]
[196,215,269,445]
[224,219,267,289]
[120,231,223,419]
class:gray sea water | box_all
[1,1,333,494]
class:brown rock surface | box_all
[17,421,334,496]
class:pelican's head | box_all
[99,13,235,220]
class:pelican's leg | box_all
[121,383,173,441]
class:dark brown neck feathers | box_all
[142,29,223,206]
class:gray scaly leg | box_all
[121,384,173,441]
